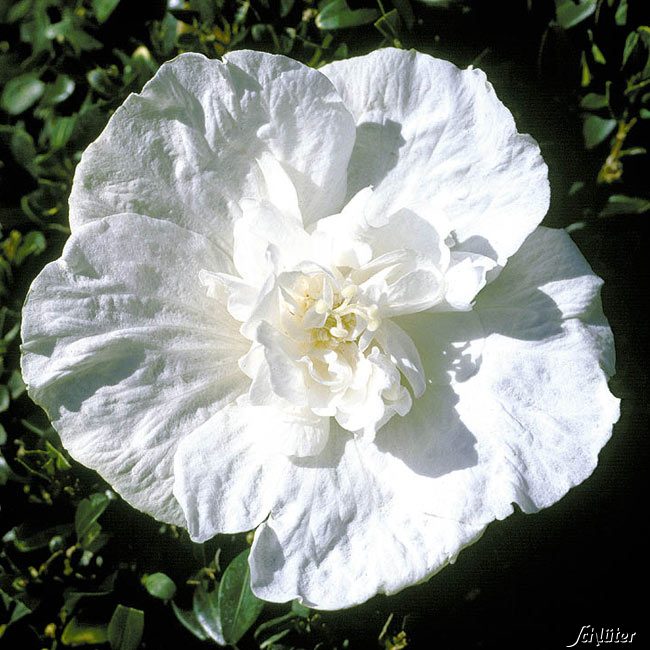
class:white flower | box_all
[20,48,619,610]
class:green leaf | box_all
[61,617,109,646]
[316,0,379,30]
[615,0,627,26]
[599,194,650,217]
[0,385,8,413]
[580,93,608,109]
[171,601,208,641]
[7,369,25,399]
[5,523,74,552]
[640,108,650,119]
[392,0,415,30]
[554,0,596,29]
[193,583,225,644]
[142,573,176,601]
[41,74,75,106]
[75,492,110,541]
[108,605,144,650]
[291,600,310,618]
[582,115,616,148]
[623,31,639,66]
[0,73,45,115]
[591,42,606,64]
[219,549,265,645]
[92,0,121,23]
[0,588,32,626]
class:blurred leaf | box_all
[41,74,75,106]
[92,0,121,24]
[7,369,25,398]
[142,573,176,601]
[61,617,109,646]
[75,492,110,541]
[1,73,45,115]
[291,600,310,618]
[581,51,592,87]
[193,583,225,644]
[615,0,627,26]
[582,115,616,148]
[591,42,606,64]
[108,605,144,650]
[375,8,401,43]
[392,0,415,30]
[623,30,639,67]
[1,588,32,626]
[0,385,8,413]
[316,0,379,30]
[580,92,608,109]
[5,523,74,552]
[219,548,265,645]
[554,0,596,29]
[599,194,650,217]
[171,601,208,641]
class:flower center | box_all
[279,272,381,354]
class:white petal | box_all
[70,52,356,247]
[249,431,485,609]
[321,48,550,266]
[376,226,619,528]
[21,214,249,525]
[173,404,330,541]
[374,319,425,397]
[437,250,498,311]
[233,200,310,284]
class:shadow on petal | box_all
[346,119,405,199]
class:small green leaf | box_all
[6,523,74,552]
[41,74,75,106]
[7,369,25,399]
[599,194,650,217]
[91,0,121,24]
[622,30,639,67]
[61,617,109,646]
[219,549,265,645]
[554,0,596,29]
[1,74,45,115]
[193,583,225,644]
[582,115,616,148]
[291,600,310,618]
[615,0,627,26]
[171,601,208,641]
[580,93,608,110]
[0,385,9,413]
[640,108,650,119]
[75,492,110,541]
[316,0,379,30]
[142,572,176,601]
[591,42,606,64]
[108,605,144,650]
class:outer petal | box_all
[69,52,356,246]
[173,404,330,541]
[249,431,485,609]
[21,214,249,525]
[376,227,619,526]
[320,48,550,266]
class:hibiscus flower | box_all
[20,48,619,609]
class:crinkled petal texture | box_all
[69,51,356,245]
[320,48,550,266]
[21,48,618,612]
[21,214,249,524]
